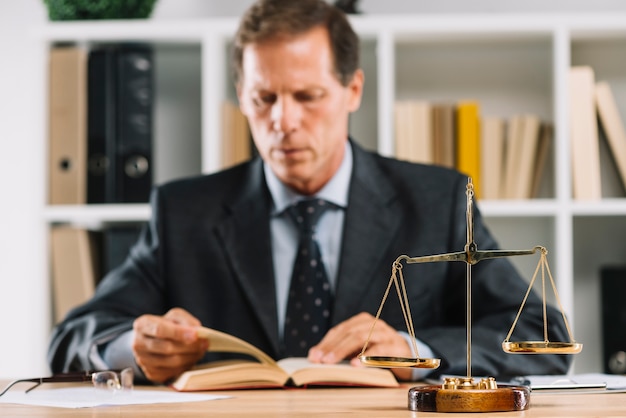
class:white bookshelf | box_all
[34,13,626,374]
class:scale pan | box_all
[359,355,441,369]
[502,341,583,354]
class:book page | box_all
[196,327,276,365]
[277,358,399,387]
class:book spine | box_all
[221,101,251,168]
[569,66,602,200]
[601,265,626,374]
[48,46,87,204]
[50,226,99,322]
[411,101,433,164]
[530,123,553,199]
[87,44,154,203]
[595,82,626,192]
[432,104,456,169]
[394,101,410,162]
[456,101,481,198]
[87,48,116,203]
[480,116,504,200]
[514,115,541,199]
[114,45,154,203]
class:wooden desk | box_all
[1,383,625,417]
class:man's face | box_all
[237,26,364,195]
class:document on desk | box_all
[510,373,626,393]
[0,387,231,408]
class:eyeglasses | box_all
[0,368,133,397]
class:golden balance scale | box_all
[359,178,582,413]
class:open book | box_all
[170,327,399,391]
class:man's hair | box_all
[232,0,360,87]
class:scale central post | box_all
[465,247,473,380]
[462,178,476,381]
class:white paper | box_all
[0,387,230,408]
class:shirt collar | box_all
[264,141,352,215]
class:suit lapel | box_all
[333,144,402,323]
[215,160,281,356]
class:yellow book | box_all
[171,327,399,391]
[456,101,481,198]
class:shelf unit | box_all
[34,13,626,374]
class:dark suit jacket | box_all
[48,141,571,378]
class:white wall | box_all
[1,0,626,379]
[0,1,48,379]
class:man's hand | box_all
[132,308,208,383]
[307,312,413,380]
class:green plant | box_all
[43,0,158,21]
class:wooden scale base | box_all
[407,378,530,413]
[406,341,581,412]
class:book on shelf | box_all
[432,103,456,169]
[530,123,553,199]
[512,114,541,199]
[456,101,481,198]
[393,100,550,200]
[600,265,626,374]
[87,44,154,204]
[480,116,505,200]
[410,101,433,164]
[48,46,87,205]
[569,66,602,200]
[394,101,433,164]
[50,226,99,323]
[595,81,626,192]
[171,327,399,391]
[483,114,547,200]
[221,101,251,168]
[50,224,144,323]
[500,115,522,199]
[394,101,412,162]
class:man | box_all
[48,0,571,384]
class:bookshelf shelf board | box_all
[33,19,237,42]
[570,199,626,216]
[43,204,151,224]
[480,200,560,217]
